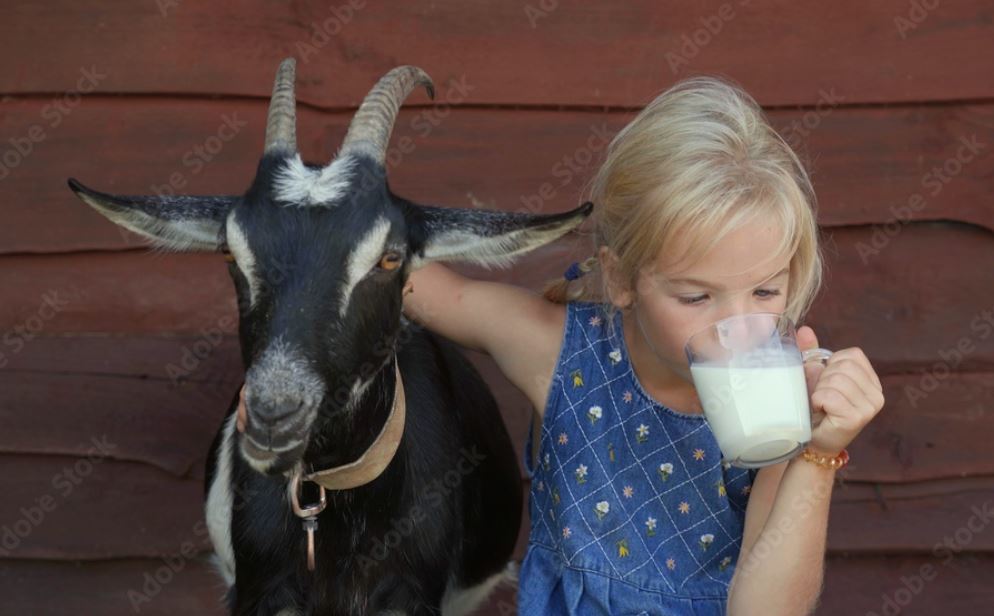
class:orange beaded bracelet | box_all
[800,447,850,471]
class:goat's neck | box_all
[302,356,399,473]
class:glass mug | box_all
[684,312,833,468]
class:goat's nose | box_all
[249,397,304,428]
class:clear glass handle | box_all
[802,347,833,366]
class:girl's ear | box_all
[598,245,634,309]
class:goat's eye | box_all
[378,251,402,271]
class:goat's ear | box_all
[406,201,594,270]
[67,178,238,251]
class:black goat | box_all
[67,58,592,615]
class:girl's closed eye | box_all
[678,288,781,305]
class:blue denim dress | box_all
[520,300,758,615]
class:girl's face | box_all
[615,218,792,384]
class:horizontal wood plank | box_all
[2,101,992,253]
[3,1,993,108]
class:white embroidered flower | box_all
[595,500,610,515]
[587,405,603,423]
[637,424,650,438]
[701,533,715,545]
[608,349,622,364]
[659,462,674,474]
[563,526,572,538]
[576,464,588,478]
[646,516,657,531]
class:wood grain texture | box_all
[2,101,992,253]
[6,223,988,368]
[3,1,993,108]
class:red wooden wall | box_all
[1,1,993,614]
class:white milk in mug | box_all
[690,352,811,467]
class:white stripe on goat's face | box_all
[224,213,260,308]
[272,153,358,206]
[341,215,392,318]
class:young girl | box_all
[402,76,885,614]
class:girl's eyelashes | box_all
[677,288,782,305]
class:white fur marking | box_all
[205,414,237,587]
[412,225,574,271]
[273,153,357,206]
[77,193,220,252]
[226,214,259,308]
[440,561,518,616]
[340,216,391,317]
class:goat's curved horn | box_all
[264,57,298,154]
[339,66,435,165]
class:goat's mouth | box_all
[238,411,312,474]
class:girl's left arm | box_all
[726,326,886,615]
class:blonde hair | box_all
[543,75,823,335]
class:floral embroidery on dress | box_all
[617,538,630,558]
[719,556,733,571]
[587,405,602,424]
[715,480,727,497]
[699,534,714,551]
[520,301,756,611]
[658,462,674,481]
[575,463,589,484]
[570,369,584,387]
[594,500,610,520]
